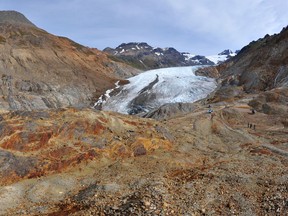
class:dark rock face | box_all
[217,26,288,94]
[208,26,288,103]
[218,49,233,56]
[104,42,215,70]
[189,55,214,65]
[0,149,38,178]
[195,66,220,78]
[142,103,198,120]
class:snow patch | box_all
[93,81,121,108]
[206,50,237,64]
[183,53,196,61]
[155,52,163,56]
[206,55,228,64]
[192,59,200,64]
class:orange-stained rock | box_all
[0,108,174,185]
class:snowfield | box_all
[206,50,237,64]
[206,53,237,64]
[98,66,217,114]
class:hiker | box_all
[253,124,256,130]
[211,112,216,120]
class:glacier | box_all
[98,66,217,114]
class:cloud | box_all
[163,0,288,53]
[1,0,288,54]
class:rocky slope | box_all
[0,11,140,110]
[219,27,288,92]
[208,26,288,106]
[0,101,287,215]
[104,42,236,70]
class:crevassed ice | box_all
[101,66,217,114]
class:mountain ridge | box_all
[104,42,237,70]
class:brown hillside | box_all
[0,11,140,110]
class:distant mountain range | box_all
[104,42,238,70]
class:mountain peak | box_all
[218,49,233,55]
[0,10,36,27]
[104,42,218,70]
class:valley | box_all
[0,10,287,215]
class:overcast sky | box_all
[1,0,288,55]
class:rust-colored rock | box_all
[0,108,173,186]
[0,101,287,215]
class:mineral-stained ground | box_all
[0,98,287,215]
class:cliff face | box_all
[0,11,139,110]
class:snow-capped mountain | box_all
[206,49,238,64]
[95,66,217,114]
[104,43,238,70]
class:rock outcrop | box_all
[142,102,198,120]
[248,87,288,116]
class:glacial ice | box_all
[100,66,217,114]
